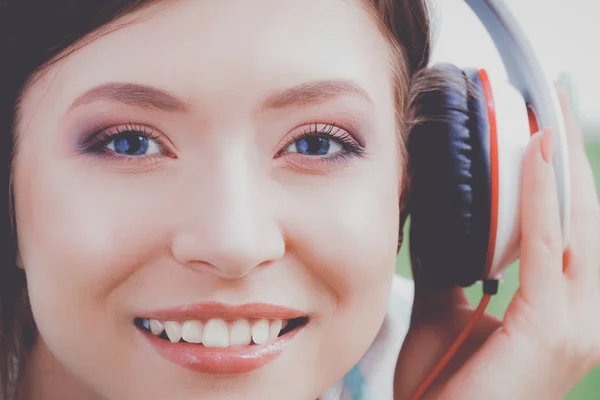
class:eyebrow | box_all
[67,79,373,114]
[262,79,373,110]
[68,82,191,113]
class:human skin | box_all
[13,1,402,399]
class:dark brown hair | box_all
[0,1,433,398]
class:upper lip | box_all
[141,302,308,321]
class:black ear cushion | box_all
[407,64,492,288]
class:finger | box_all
[557,85,597,196]
[555,85,600,281]
[555,84,585,151]
[519,129,564,304]
[556,84,598,207]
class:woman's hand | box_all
[394,87,600,400]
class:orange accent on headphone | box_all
[528,106,540,135]
[477,69,498,279]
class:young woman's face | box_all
[13,0,401,398]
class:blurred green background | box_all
[394,139,600,399]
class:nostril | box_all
[171,218,285,280]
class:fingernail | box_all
[541,129,554,164]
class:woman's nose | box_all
[170,156,285,279]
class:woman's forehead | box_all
[19,0,396,127]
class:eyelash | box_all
[81,122,366,163]
[276,123,366,162]
[82,122,169,161]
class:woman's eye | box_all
[285,136,343,156]
[105,132,161,156]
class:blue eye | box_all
[285,136,343,156]
[105,133,161,156]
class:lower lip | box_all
[140,326,303,375]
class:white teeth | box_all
[251,319,270,345]
[269,319,283,340]
[203,319,229,348]
[181,320,204,344]
[145,317,298,346]
[229,319,252,346]
[164,321,182,343]
[149,319,164,336]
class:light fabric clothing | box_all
[320,274,415,400]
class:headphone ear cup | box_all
[407,63,492,288]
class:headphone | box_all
[407,0,571,288]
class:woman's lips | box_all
[136,302,308,375]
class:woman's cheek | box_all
[298,173,398,293]
[283,168,400,382]
[14,159,169,324]
[283,163,400,328]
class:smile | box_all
[135,302,309,374]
